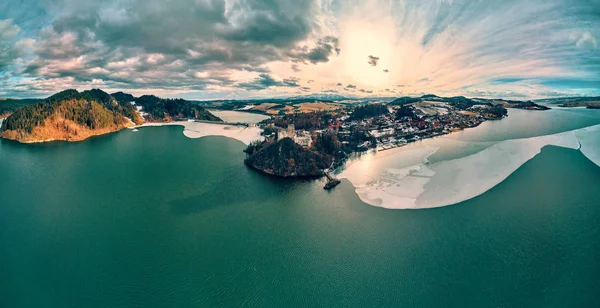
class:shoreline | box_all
[133,121,263,145]
[339,122,600,210]
[3,110,598,211]
[0,122,134,144]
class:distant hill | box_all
[134,95,221,122]
[389,96,422,106]
[1,89,221,143]
[111,92,136,104]
[536,96,600,109]
[0,98,41,116]
[196,94,353,112]
[389,94,549,110]
[287,93,348,101]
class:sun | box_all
[338,5,398,89]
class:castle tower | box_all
[287,124,295,140]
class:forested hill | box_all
[0,89,143,143]
[0,98,40,116]
[111,92,136,104]
[244,138,332,177]
[134,95,221,122]
[389,94,549,110]
[0,89,222,143]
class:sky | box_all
[0,0,599,100]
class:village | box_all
[241,97,509,184]
[260,98,506,154]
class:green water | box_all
[1,126,600,307]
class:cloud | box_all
[345,84,357,90]
[0,19,32,71]
[1,0,600,98]
[368,55,380,66]
[282,77,300,87]
[0,19,20,41]
[9,0,336,96]
[576,32,598,49]
[237,73,300,91]
[291,36,341,64]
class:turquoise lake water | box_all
[1,114,600,307]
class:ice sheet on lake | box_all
[575,124,600,167]
[340,129,584,209]
[134,121,263,145]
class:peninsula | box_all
[1,90,555,180]
[539,96,600,109]
[0,89,221,143]
[241,94,544,178]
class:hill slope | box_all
[244,138,332,177]
[1,89,223,143]
[0,98,41,117]
[134,95,221,122]
[0,89,141,143]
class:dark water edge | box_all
[1,127,599,308]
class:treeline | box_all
[396,105,417,120]
[271,111,332,130]
[1,89,137,133]
[389,97,422,106]
[350,104,388,120]
[0,98,40,115]
[244,137,331,177]
[134,95,221,122]
[488,105,508,118]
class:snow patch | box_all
[134,121,263,145]
[575,124,600,167]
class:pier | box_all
[323,172,341,190]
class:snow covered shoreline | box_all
[339,124,600,210]
[133,121,263,145]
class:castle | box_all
[277,124,312,148]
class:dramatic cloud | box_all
[1,0,341,97]
[0,19,32,71]
[367,55,380,67]
[0,0,599,98]
[237,73,300,91]
[291,36,341,64]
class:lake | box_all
[1,110,600,307]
